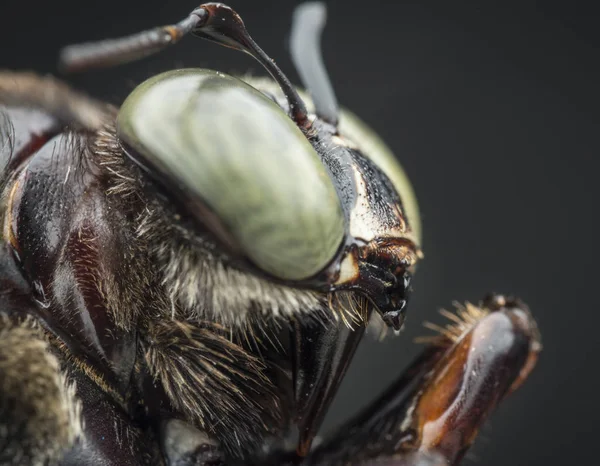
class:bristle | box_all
[438,308,464,325]
[92,122,354,333]
[0,316,82,465]
[413,335,447,345]
[417,301,491,346]
[156,239,329,327]
[142,320,282,458]
[327,292,369,330]
[94,124,142,200]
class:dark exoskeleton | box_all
[0,3,541,466]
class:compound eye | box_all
[118,69,345,281]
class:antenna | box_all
[59,10,207,73]
[59,3,311,131]
[290,3,339,127]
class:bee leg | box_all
[161,419,224,466]
[0,316,81,466]
[58,364,165,466]
[304,294,541,466]
[293,315,367,456]
[142,319,281,460]
[0,71,111,131]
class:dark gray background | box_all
[2,1,598,465]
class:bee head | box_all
[106,3,422,329]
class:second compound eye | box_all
[117,69,345,281]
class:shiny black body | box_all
[0,84,377,465]
[0,105,158,463]
[0,72,540,466]
[0,3,540,465]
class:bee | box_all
[0,3,540,465]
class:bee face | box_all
[115,68,421,331]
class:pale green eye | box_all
[241,78,422,246]
[117,69,344,280]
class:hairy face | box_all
[92,91,379,334]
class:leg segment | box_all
[0,71,112,131]
[304,295,540,466]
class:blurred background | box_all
[1,1,598,465]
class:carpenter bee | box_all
[0,3,541,465]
